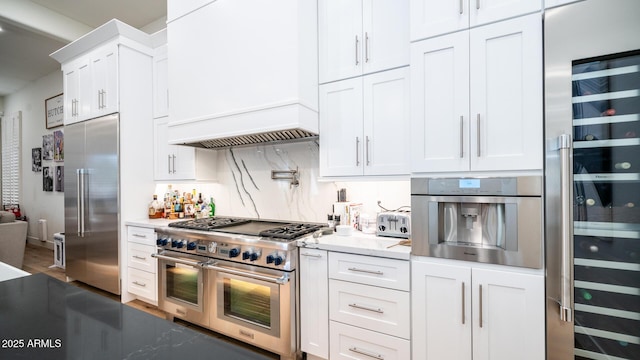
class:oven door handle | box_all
[203,264,290,285]
[151,253,205,268]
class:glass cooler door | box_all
[571,51,640,359]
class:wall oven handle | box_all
[558,133,573,322]
[203,264,290,285]
[151,253,203,268]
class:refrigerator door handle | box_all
[79,169,86,238]
[76,170,82,236]
[558,134,573,322]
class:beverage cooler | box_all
[545,1,640,359]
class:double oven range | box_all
[153,217,325,360]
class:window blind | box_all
[1,111,21,206]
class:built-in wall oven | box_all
[154,217,324,360]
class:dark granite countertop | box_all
[0,273,271,360]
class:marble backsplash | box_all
[155,141,410,223]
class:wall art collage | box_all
[33,130,64,193]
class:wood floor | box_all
[21,243,278,359]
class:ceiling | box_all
[0,0,167,97]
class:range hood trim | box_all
[167,101,318,149]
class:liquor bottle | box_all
[148,195,163,219]
[209,197,216,217]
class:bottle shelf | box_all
[574,221,640,239]
[573,138,640,149]
[574,173,640,181]
[573,113,639,127]
[572,64,640,82]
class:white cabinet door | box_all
[154,117,174,180]
[319,78,363,177]
[91,43,119,118]
[472,268,545,360]
[361,0,409,75]
[412,260,472,360]
[410,0,469,41]
[363,67,410,175]
[299,248,329,359]
[152,45,169,118]
[63,63,81,124]
[469,13,542,171]
[319,0,362,84]
[319,0,409,84]
[470,0,541,27]
[411,32,469,173]
[77,59,92,121]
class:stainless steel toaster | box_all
[377,211,411,239]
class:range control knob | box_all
[266,255,275,264]
[242,251,251,260]
[400,227,408,234]
[274,255,284,266]
[176,240,185,249]
[170,239,178,248]
[378,225,386,232]
[156,238,168,246]
[187,242,197,251]
[250,252,260,261]
[229,248,240,258]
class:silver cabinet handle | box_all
[558,134,573,322]
[349,347,384,360]
[460,115,464,158]
[133,281,147,287]
[132,255,146,260]
[356,137,361,166]
[476,0,480,10]
[460,0,464,14]
[476,114,481,157]
[365,32,370,63]
[300,253,323,258]
[349,303,383,314]
[355,35,360,66]
[167,155,172,174]
[347,267,383,275]
[461,282,466,324]
[366,136,371,165]
[132,233,147,238]
[172,154,177,174]
[479,284,483,328]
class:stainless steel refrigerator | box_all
[545,1,640,359]
[64,113,120,295]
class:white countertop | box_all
[125,218,178,229]
[297,232,411,260]
[0,262,31,282]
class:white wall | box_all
[4,70,64,248]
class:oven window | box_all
[166,264,199,305]
[224,278,271,328]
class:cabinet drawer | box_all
[127,268,157,302]
[330,279,410,339]
[127,226,156,246]
[330,321,410,360]
[127,242,157,273]
[328,252,410,291]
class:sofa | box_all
[0,211,28,269]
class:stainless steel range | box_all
[153,217,326,360]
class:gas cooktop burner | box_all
[258,223,325,240]
[168,217,326,241]
[168,217,250,231]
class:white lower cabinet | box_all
[330,321,410,360]
[411,259,545,360]
[300,248,330,359]
[125,226,157,304]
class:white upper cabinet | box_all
[411,13,542,173]
[320,67,410,177]
[152,44,169,119]
[62,41,119,125]
[319,0,409,84]
[410,0,541,41]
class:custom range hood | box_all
[165,0,318,149]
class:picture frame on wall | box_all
[42,134,54,160]
[54,130,64,161]
[55,166,64,192]
[45,93,64,129]
[43,166,54,192]
[32,148,42,172]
